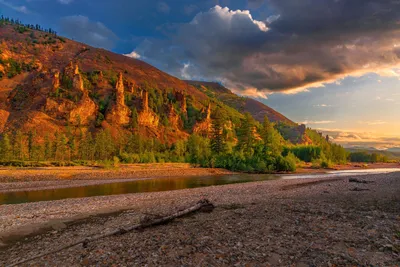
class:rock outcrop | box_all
[106,73,131,125]
[45,64,97,125]
[45,98,75,117]
[193,103,212,136]
[69,92,97,125]
[168,105,181,128]
[138,90,159,127]
[0,109,10,132]
[175,91,187,114]
[52,71,60,90]
[69,65,97,125]
[64,61,75,78]
[73,64,84,92]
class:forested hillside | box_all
[0,17,350,171]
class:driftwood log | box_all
[7,199,214,267]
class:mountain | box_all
[186,81,295,125]
[186,81,311,144]
[0,21,308,144]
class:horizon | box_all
[1,0,399,149]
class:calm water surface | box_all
[1,168,399,205]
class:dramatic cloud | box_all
[59,16,118,50]
[0,0,30,14]
[130,1,400,95]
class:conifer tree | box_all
[210,108,226,154]
[237,112,256,154]
[27,130,36,160]
[131,107,138,130]
[261,116,283,155]
[44,134,52,160]
[14,130,24,160]
[0,133,12,161]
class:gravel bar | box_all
[1,172,399,266]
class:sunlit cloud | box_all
[124,51,141,59]
[318,128,400,149]
[132,1,400,95]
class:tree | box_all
[44,134,52,160]
[94,130,115,160]
[13,130,25,160]
[173,140,186,160]
[210,108,226,154]
[261,116,284,156]
[187,134,211,166]
[0,133,12,160]
[131,107,138,129]
[237,112,256,154]
[79,132,94,161]
[27,130,36,160]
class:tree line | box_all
[0,109,354,172]
[0,15,57,35]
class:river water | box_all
[0,168,399,205]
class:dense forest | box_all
[0,111,360,172]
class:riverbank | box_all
[0,162,398,194]
[1,171,399,266]
[0,163,235,193]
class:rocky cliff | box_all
[193,104,212,136]
[106,73,131,125]
[138,90,159,127]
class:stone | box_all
[138,89,159,127]
[52,71,60,90]
[0,109,10,132]
[73,65,84,92]
[168,105,181,128]
[175,91,187,113]
[106,72,131,125]
[69,94,97,125]
[193,104,212,136]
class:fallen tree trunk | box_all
[7,199,214,267]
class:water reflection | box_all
[0,174,279,205]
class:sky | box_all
[0,0,399,149]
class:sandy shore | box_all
[1,171,399,266]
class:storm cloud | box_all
[128,1,400,95]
